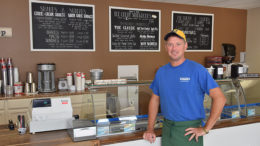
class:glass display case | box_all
[203,79,244,120]
[239,78,260,117]
[85,81,153,120]
[204,78,260,121]
[220,79,247,119]
[70,79,259,140]
[78,81,163,137]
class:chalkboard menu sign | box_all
[172,11,214,52]
[29,0,95,51]
[110,7,160,52]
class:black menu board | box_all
[172,11,214,52]
[110,7,160,52]
[29,0,95,51]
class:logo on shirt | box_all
[179,77,190,82]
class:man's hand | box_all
[184,127,206,142]
[143,130,156,143]
[143,93,159,143]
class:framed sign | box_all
[29,0,95,51]
[172,11,214,52]
[109,6,161,52]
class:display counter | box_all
[0,79,259,145]
[0,116,259,146]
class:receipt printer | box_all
[29,97,74,134]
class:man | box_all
[143,29,226,146]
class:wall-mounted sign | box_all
[110,7,160,52]
[29,0,95,51]
[172,11,214,52]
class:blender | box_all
[38,63,56,93]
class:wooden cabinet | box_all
[0,93,107,124]
[0,100,5,125]
[6,98,31,124]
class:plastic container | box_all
[5,85,13,96]
[123,120,136,133]
[96,120,110,137]
[206,66,214,77]
[221,105,240,119]
[90,69,103,84]
[14,82,23,95]
[240,103,260,117]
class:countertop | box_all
[0,80,153,100]
[0,116,259,146]
[0,89,106,100]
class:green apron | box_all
[162,118,203,146]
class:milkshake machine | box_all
[38,63,56,93]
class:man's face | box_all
[165,36,187,62]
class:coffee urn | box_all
[231,64,244,78]
[38,63,56,93]
[212,64,224,79]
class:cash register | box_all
[29,97,74,134]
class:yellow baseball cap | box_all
[164,29,186,42]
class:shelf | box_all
[86,80,152,89]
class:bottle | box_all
[76,72,82,91]
[13,67,19,83]
[66,73,73,88]
[1,58,8,94]
[81,73,86,91]
[7,58,14,86]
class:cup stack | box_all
[66,72,86,92]
[0,57,22,96]
[25,72,37,94]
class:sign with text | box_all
[172,11,214,52]
[110,7,160,52]
[29,0,95,51]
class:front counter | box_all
[0,79,260,145]
[0,116,259,146]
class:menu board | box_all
[172,11,214,52]
[29,0,95,51]
[110,7,160,52]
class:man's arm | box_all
[185,87,226,142]
[143,93,160,143]
[204,87,226,131]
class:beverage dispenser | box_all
[38,63,56,93]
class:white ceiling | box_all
[141,0,260,9]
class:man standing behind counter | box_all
[143,29,226,146]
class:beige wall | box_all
[246,7,260,73]
[0,0,247,82]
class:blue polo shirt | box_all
[150,59,218,121]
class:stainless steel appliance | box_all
[38,63,56,93]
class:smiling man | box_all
[143,29,226,146]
